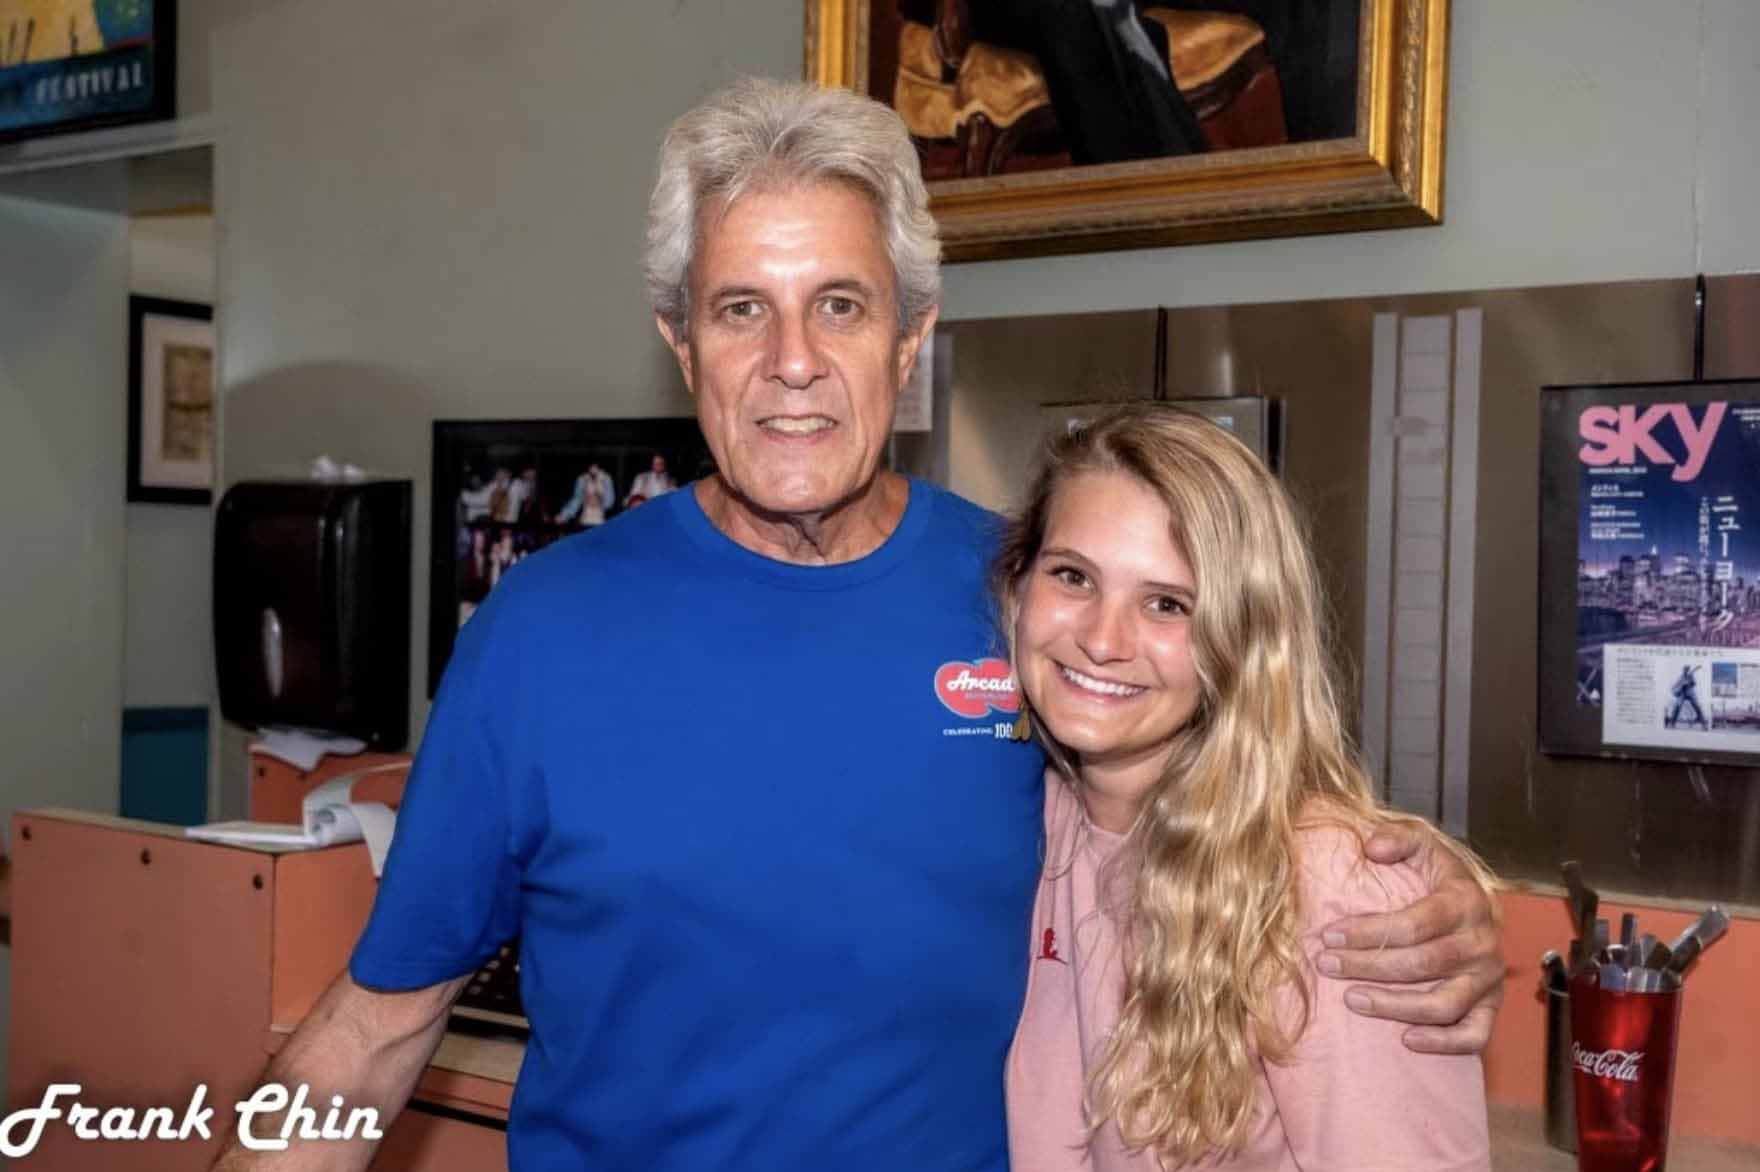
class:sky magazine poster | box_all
[1540,380,1760,764]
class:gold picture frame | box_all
[806,0,1448,261]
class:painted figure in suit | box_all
[900,0,1353,163]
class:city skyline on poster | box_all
[1577,401,1760,614]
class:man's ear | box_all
[895,303,941,388]
[655,314,695,392]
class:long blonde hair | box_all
[993,404,1494,1163]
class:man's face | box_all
[657,181,936,518]
[651,454,667,475]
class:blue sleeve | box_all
[350,591,527,991]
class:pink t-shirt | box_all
[1006,776,1490,1172]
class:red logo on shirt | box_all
[934,658,1020,719]
[1038,927,1066,965]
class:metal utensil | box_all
[1664,905,1730,977]
[1562,861,1599,945]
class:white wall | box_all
[942,0,1760,318]
[204,0,1760,808]
[0,180,132,1093]
[126,213,216,709]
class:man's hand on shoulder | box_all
[1314,822,1503,1055]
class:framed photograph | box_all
[0,0,177,144]
[127,294,213,506]
[429,418,716,693]
[1041,396,1283,471]
[806,0,1447,260]
[1539,380,1760,766]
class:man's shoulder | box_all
[483,502,687,612]
[915,480,1006,553]
[916,479,1001,527]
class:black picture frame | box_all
[0,0,177,144]
[127,294,213,506]
[1538,378,1760,766]
[428,418,715,694]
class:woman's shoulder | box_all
[1289,805,1432,932]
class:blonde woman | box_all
[996,404,1495,1171]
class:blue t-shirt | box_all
[351,480,1045,1170]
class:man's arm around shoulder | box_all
[210,971,468,1171]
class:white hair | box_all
[644,77,941,334]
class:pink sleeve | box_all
[1261,825,1490,1172]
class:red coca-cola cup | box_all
[1569,973,1682,1172]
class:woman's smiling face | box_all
[1014,470,1204,829]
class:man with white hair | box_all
[213,78,1500,1172]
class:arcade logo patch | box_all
[934,657,1020,719]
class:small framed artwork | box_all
[127,294,214,506]
[1539,379,1760,766]
[429,418,716,693]
[0,0,177,144]
[807,0,1448,260]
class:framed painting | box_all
[428,418,716,694]
[1538,379,1760,767]
[127,294,213,506]
[806,0,1448,260]
[0,0,177,144]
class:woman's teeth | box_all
[1059,665,1145,698]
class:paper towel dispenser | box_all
[214,479,412,749]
